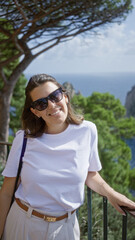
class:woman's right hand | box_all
[0,177,16,237]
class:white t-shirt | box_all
[3,120,102,212]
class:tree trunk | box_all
[0,91,11,165]
[0,54,34,164]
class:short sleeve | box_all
[2,130,24,177]
[88,123,102,172]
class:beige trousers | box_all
[2,201,80,240]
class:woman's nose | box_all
[47,99,56,108]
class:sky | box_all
[24,1,135,76]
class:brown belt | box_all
[15,198,75,222]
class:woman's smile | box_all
[47,108,61,116]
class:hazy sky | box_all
[25,2,135,75]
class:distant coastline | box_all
[25,72,135,105]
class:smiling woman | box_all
[22,74,83,136]
[0,73,135,240]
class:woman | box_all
[0,73,135,240]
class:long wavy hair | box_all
[21,74,83,137]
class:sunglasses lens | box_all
[49,88,63,102]
[33,99,48,111]
[31,88,63,111]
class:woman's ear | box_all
[30,107,40,118]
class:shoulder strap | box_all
[11,133,27,205]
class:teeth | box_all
[49,110,60,116]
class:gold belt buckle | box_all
[44,216,57,222]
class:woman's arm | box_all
[85,171,135,215]
[0,177,16,238]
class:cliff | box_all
[62,82,81,98]
[125,85,135,117]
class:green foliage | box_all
[115,117,135,138]
[79,189,103,240]
[79,190,135,240]
[129,168,135,189]
[0,26,19,85]
[10,74,27,134]
[83,92,126,120]
[0,165,4,188]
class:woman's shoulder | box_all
[71,120,97,136]
[80,120,98,137]
[81,120,97,130]
[15,129,24,136]
[11,130,25,147]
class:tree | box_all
[0,0,133,160]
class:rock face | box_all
[125,85,135,117]
[62,82,76,99]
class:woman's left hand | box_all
[107,189,135,216]
[85,171,135,216]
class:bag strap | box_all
[11,133,27,205]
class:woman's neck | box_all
[44,122,68,134]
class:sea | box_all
[26,72,135,105]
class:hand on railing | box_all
[120,206,135,218]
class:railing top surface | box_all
[0,142,12,146]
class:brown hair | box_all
[21,74,83,137]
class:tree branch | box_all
[13,37,24,53]
[34,38,60,58]
[14,0,29,21]
[8,53,34,88]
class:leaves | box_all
[10,74,27,134]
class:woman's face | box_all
[30,81,68,134]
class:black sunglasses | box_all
[31,87,63,111]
